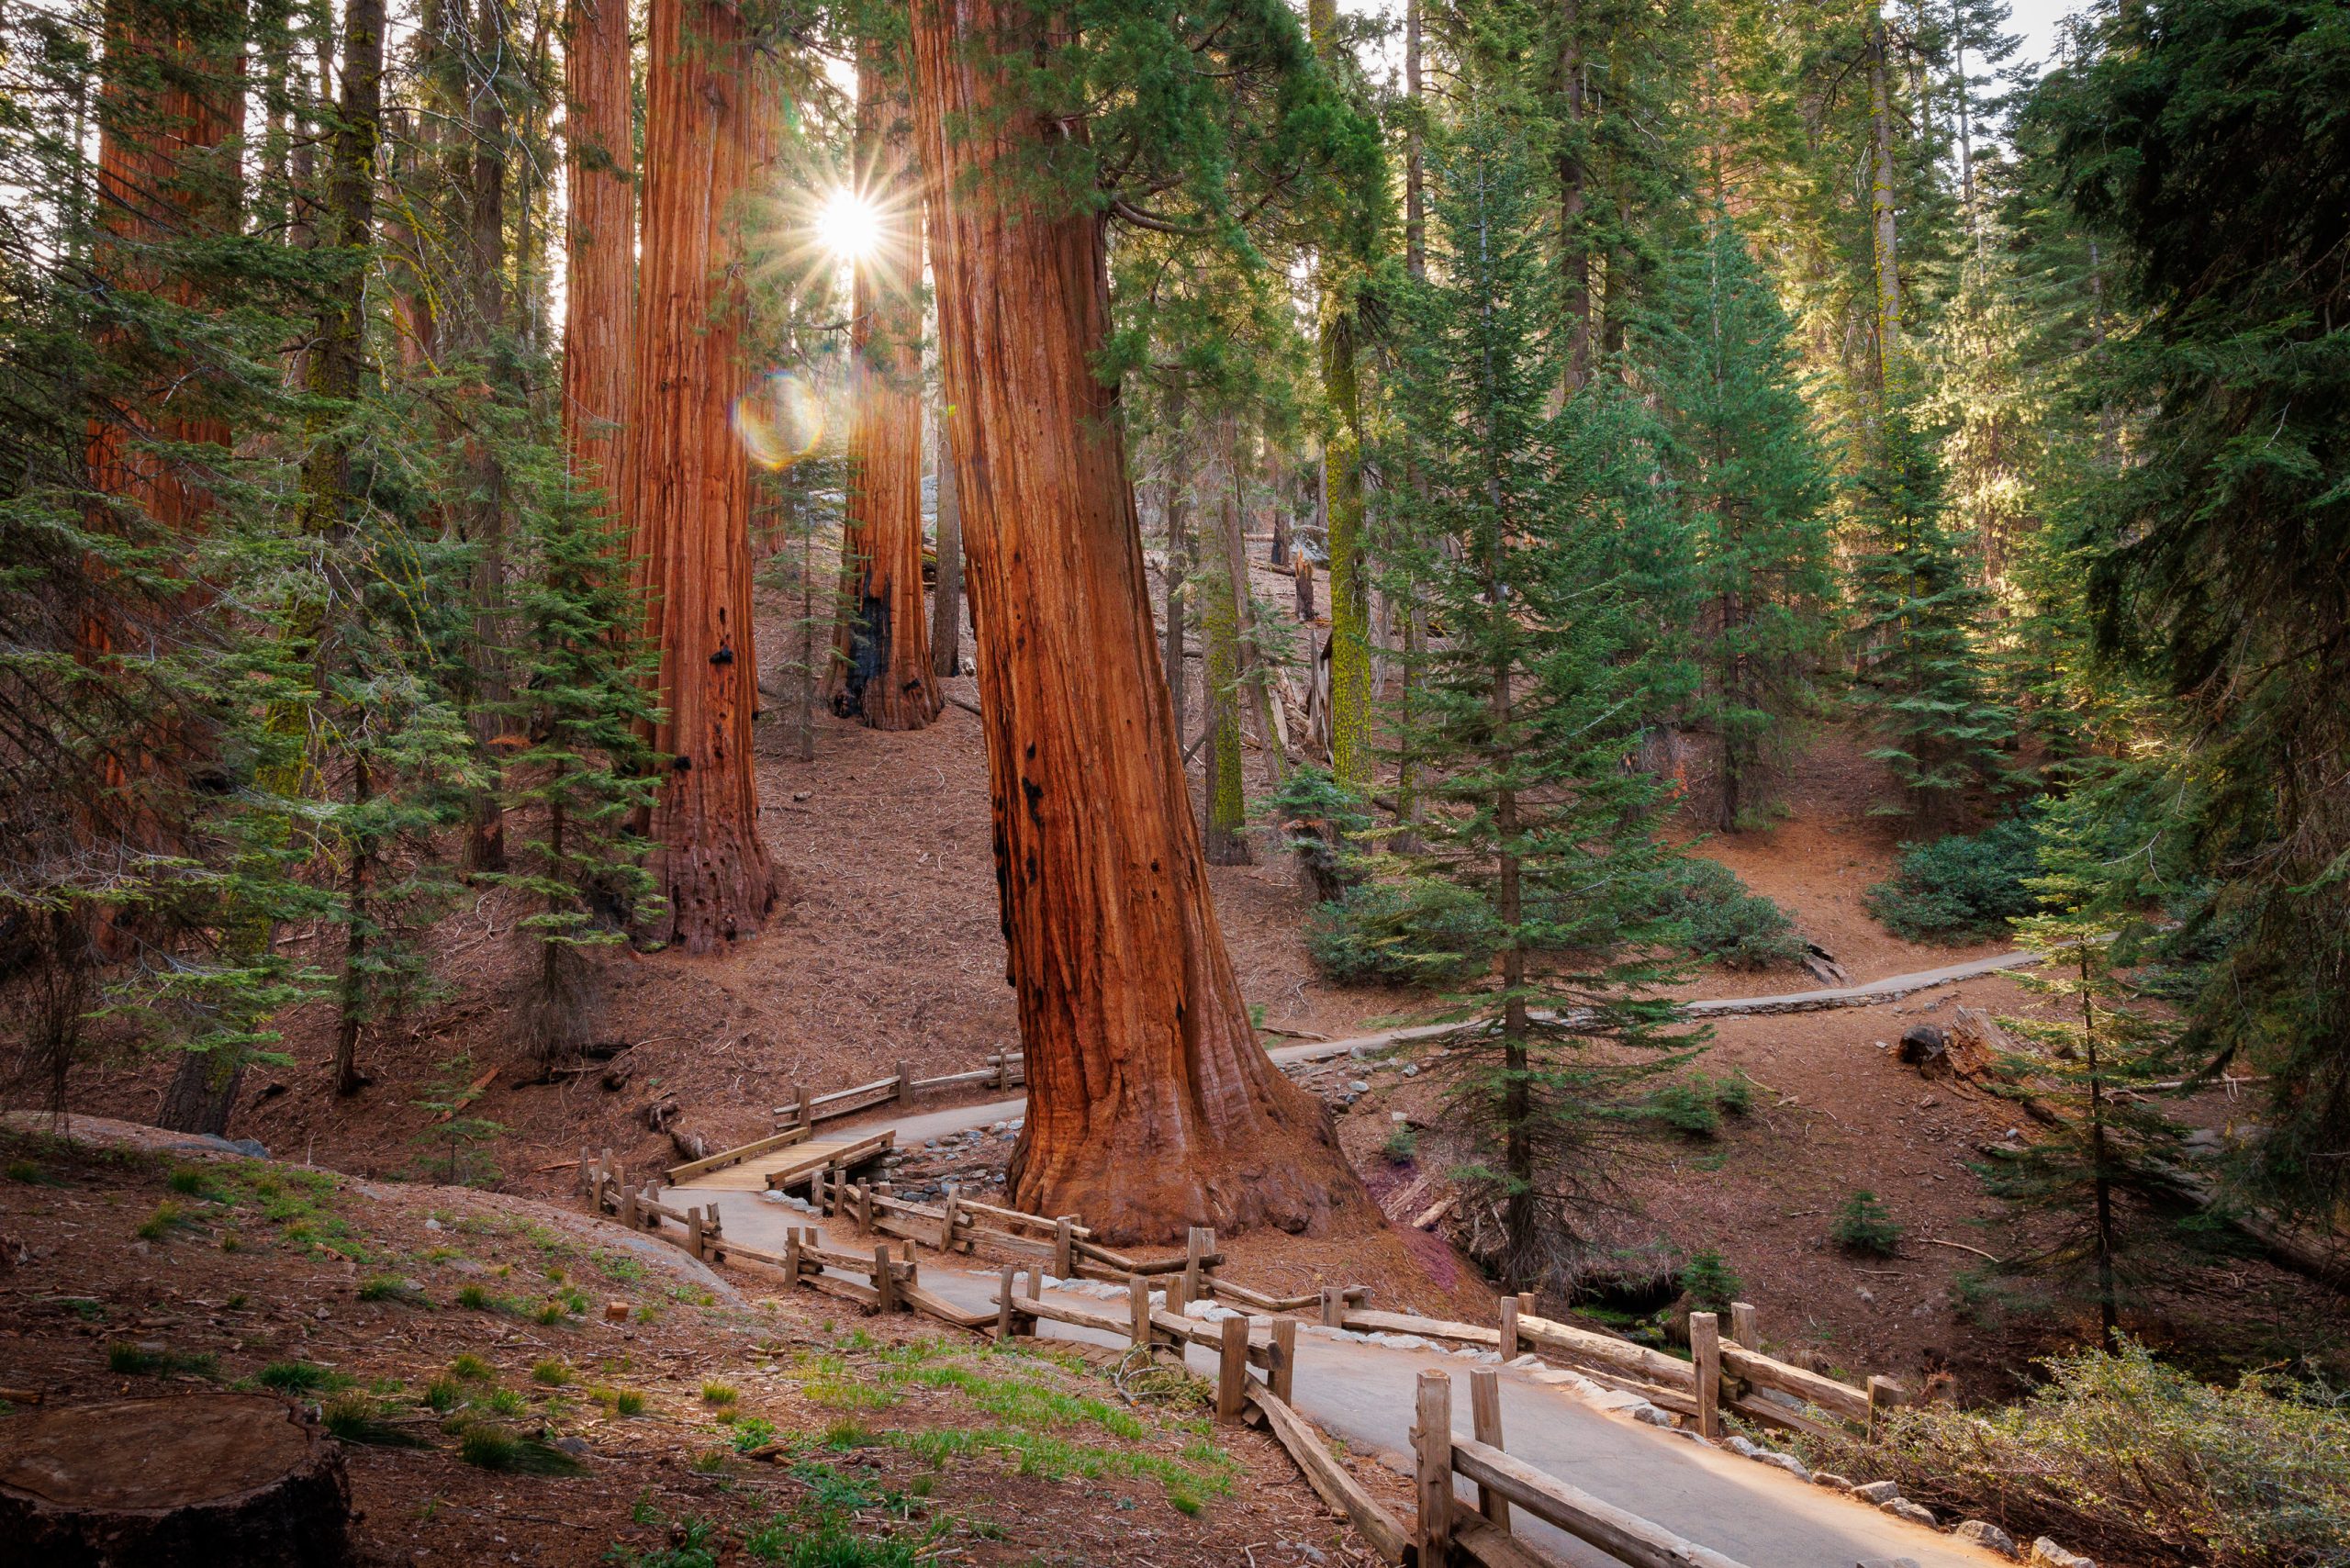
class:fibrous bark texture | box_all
[629,0,779,952]
[563,0,632,510]
[912,0,1361,1242]
[831,38,939,731]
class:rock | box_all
[551,1436,591,1458]
[222,1138,270,1159]
[1725,1436,1765,1459]
[1812,1473,1854,1493]
[423,1218,442,1233]
[1855,1287,1875,1305]
[1401,1064,1420,1078]
[1953,1521,2017,1556]
[2029,1540,2095,1568]
[1348,1080,1371,1094]
[1882,1499,1939,1527]
[1852,1481,1903,1505]
[1854,1560,1921,1568]
[1631,1404,1675,1428]
[1754,1451,1813,1483]
[988,1122,1008,1135]
[1898,1025,1949,1070]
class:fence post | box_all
[896,1059,912,1102]
[1270,1318,1297,1404]
[1129,1273,1152,1350]
[1730,1300,1757,1349]
[1320,1286,1345,1327]
[997,1264,1018,1341]
[1412,1370,1454,1565]
[858,1181,875,1232]
[1690,1310,1723,1440]
[783,1227,802,1285]
[1468,1366,1509,1529]
[686,1204,706,1260]
[1185,1226,1213,1305]
[991,1051,1009,1091]
[1498,1295,1519,1361]
[1217,1315,1250,1422]
[1053,1216,1075,1279]
[939,1193,963,1253]
[1867,1374,1898,1443]
[874,1244,897,1313]
[620,1177,639,1230]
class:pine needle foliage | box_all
[1376,114,1702,1292]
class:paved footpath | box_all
[667,954,2038,1567]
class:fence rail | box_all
[768,1051,1025,1133]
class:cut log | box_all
[0,1394,350,1566]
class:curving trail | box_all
[673,952,2042,1566]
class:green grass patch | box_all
[457,1423,583,1475]
[532,1359,573,1386]
[358,1275,428,1305]
[106,1342,218,1379]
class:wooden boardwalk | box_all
[669,1129,894,1193]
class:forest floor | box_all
[53,528,2344,1403]
[0,1116,1373,1566]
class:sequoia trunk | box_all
[830,38,939,730]
[628,0,779,951]
[562,0,632,517]
[912,0,1360,1240]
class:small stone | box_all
[2028,1540,2095,1568]
[424,1217,443,1232]
[1813,1473,1855,1493]
[1852,1481,1903,1505]
[1631,1404,1675,1428]
[1401,1064,1420,1078]
[1754,1451,1812,1483]
[1853,1560,1921,1568]
[1953,1521,2017,1556]
[1882,1499,1938,1527]
[1348,1080,1371,1094]
[1855,1287,1875,1305]
[988,1121,1009,1134]
[552,1436,592,1457]
[1725,1436,1765,1459]
[1391,1111,1409,1123]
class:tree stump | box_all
[0,1394,350,1567]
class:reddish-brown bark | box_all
[829,37,939,731]
[912,0,1363,1242]
[86,0,245,536]
[562,0,632,516]
[628,0,780,952]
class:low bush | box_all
[1306,878,1500,987]
[1806,1342,2350,1568]
[1864,817,2042,940]
[1830,1190,1904,1256]
[1678,1249,1741,1316]
[1644,858,1807,969]
[1645,1072,1755,1138]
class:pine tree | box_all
[487,473,663,1070]
[1978,799,2199,1345]
[1647,213,1833,831]
[1848,380,2013,819]
[1381,115,1699,1290]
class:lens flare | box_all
[733,371,824,470]
[813,186,884,263]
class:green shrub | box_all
[1381,1126,1418,1165]
[457,1423,582,1474]
[1864,817,2042,940]
[423,1377,465,1412]
[1270,766,1374,904]
[1679,1249,1741,1316]
[730,1416,778,1452]
[1830,1190,1905,1256]
[449,1352,495,1382]
[323,1394,429,1448]
[358,1275,425,1305]
[532,1360,573,1387]
[1643,858,1807,969]
[613,1388,646,1417]
[258,1360,337,1394]
[1646,1073,1751,1137]
[1807,1342,2350,1568]
[455,1283,497,1312]
[1307,878,1501,986]
[107,1342,217,1378]
[700,1381,738,1406]
[166,1167,208,1195]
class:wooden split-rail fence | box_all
[577,1145,1909,1568]
[767,1051,1025,1137]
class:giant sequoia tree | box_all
[628,0,780,951]
[562,0,632,519]
[911,0,1365,1239]
[829,32,939,732]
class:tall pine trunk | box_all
[1308,0,1371,792]
[930,411,963,678]
[912,0,1360,1239]
[628,0,780,952]
[1201,420,1248,865]
[830,36,939,730]
[562,0,632,521]
[1868,17,1901,393]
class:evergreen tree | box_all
[1848,381,2013,819]
[1977,798,2201,1345]
[2028,0,2350,1211]
[1380,115,1698,1291]
[1648,213,1833,831]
